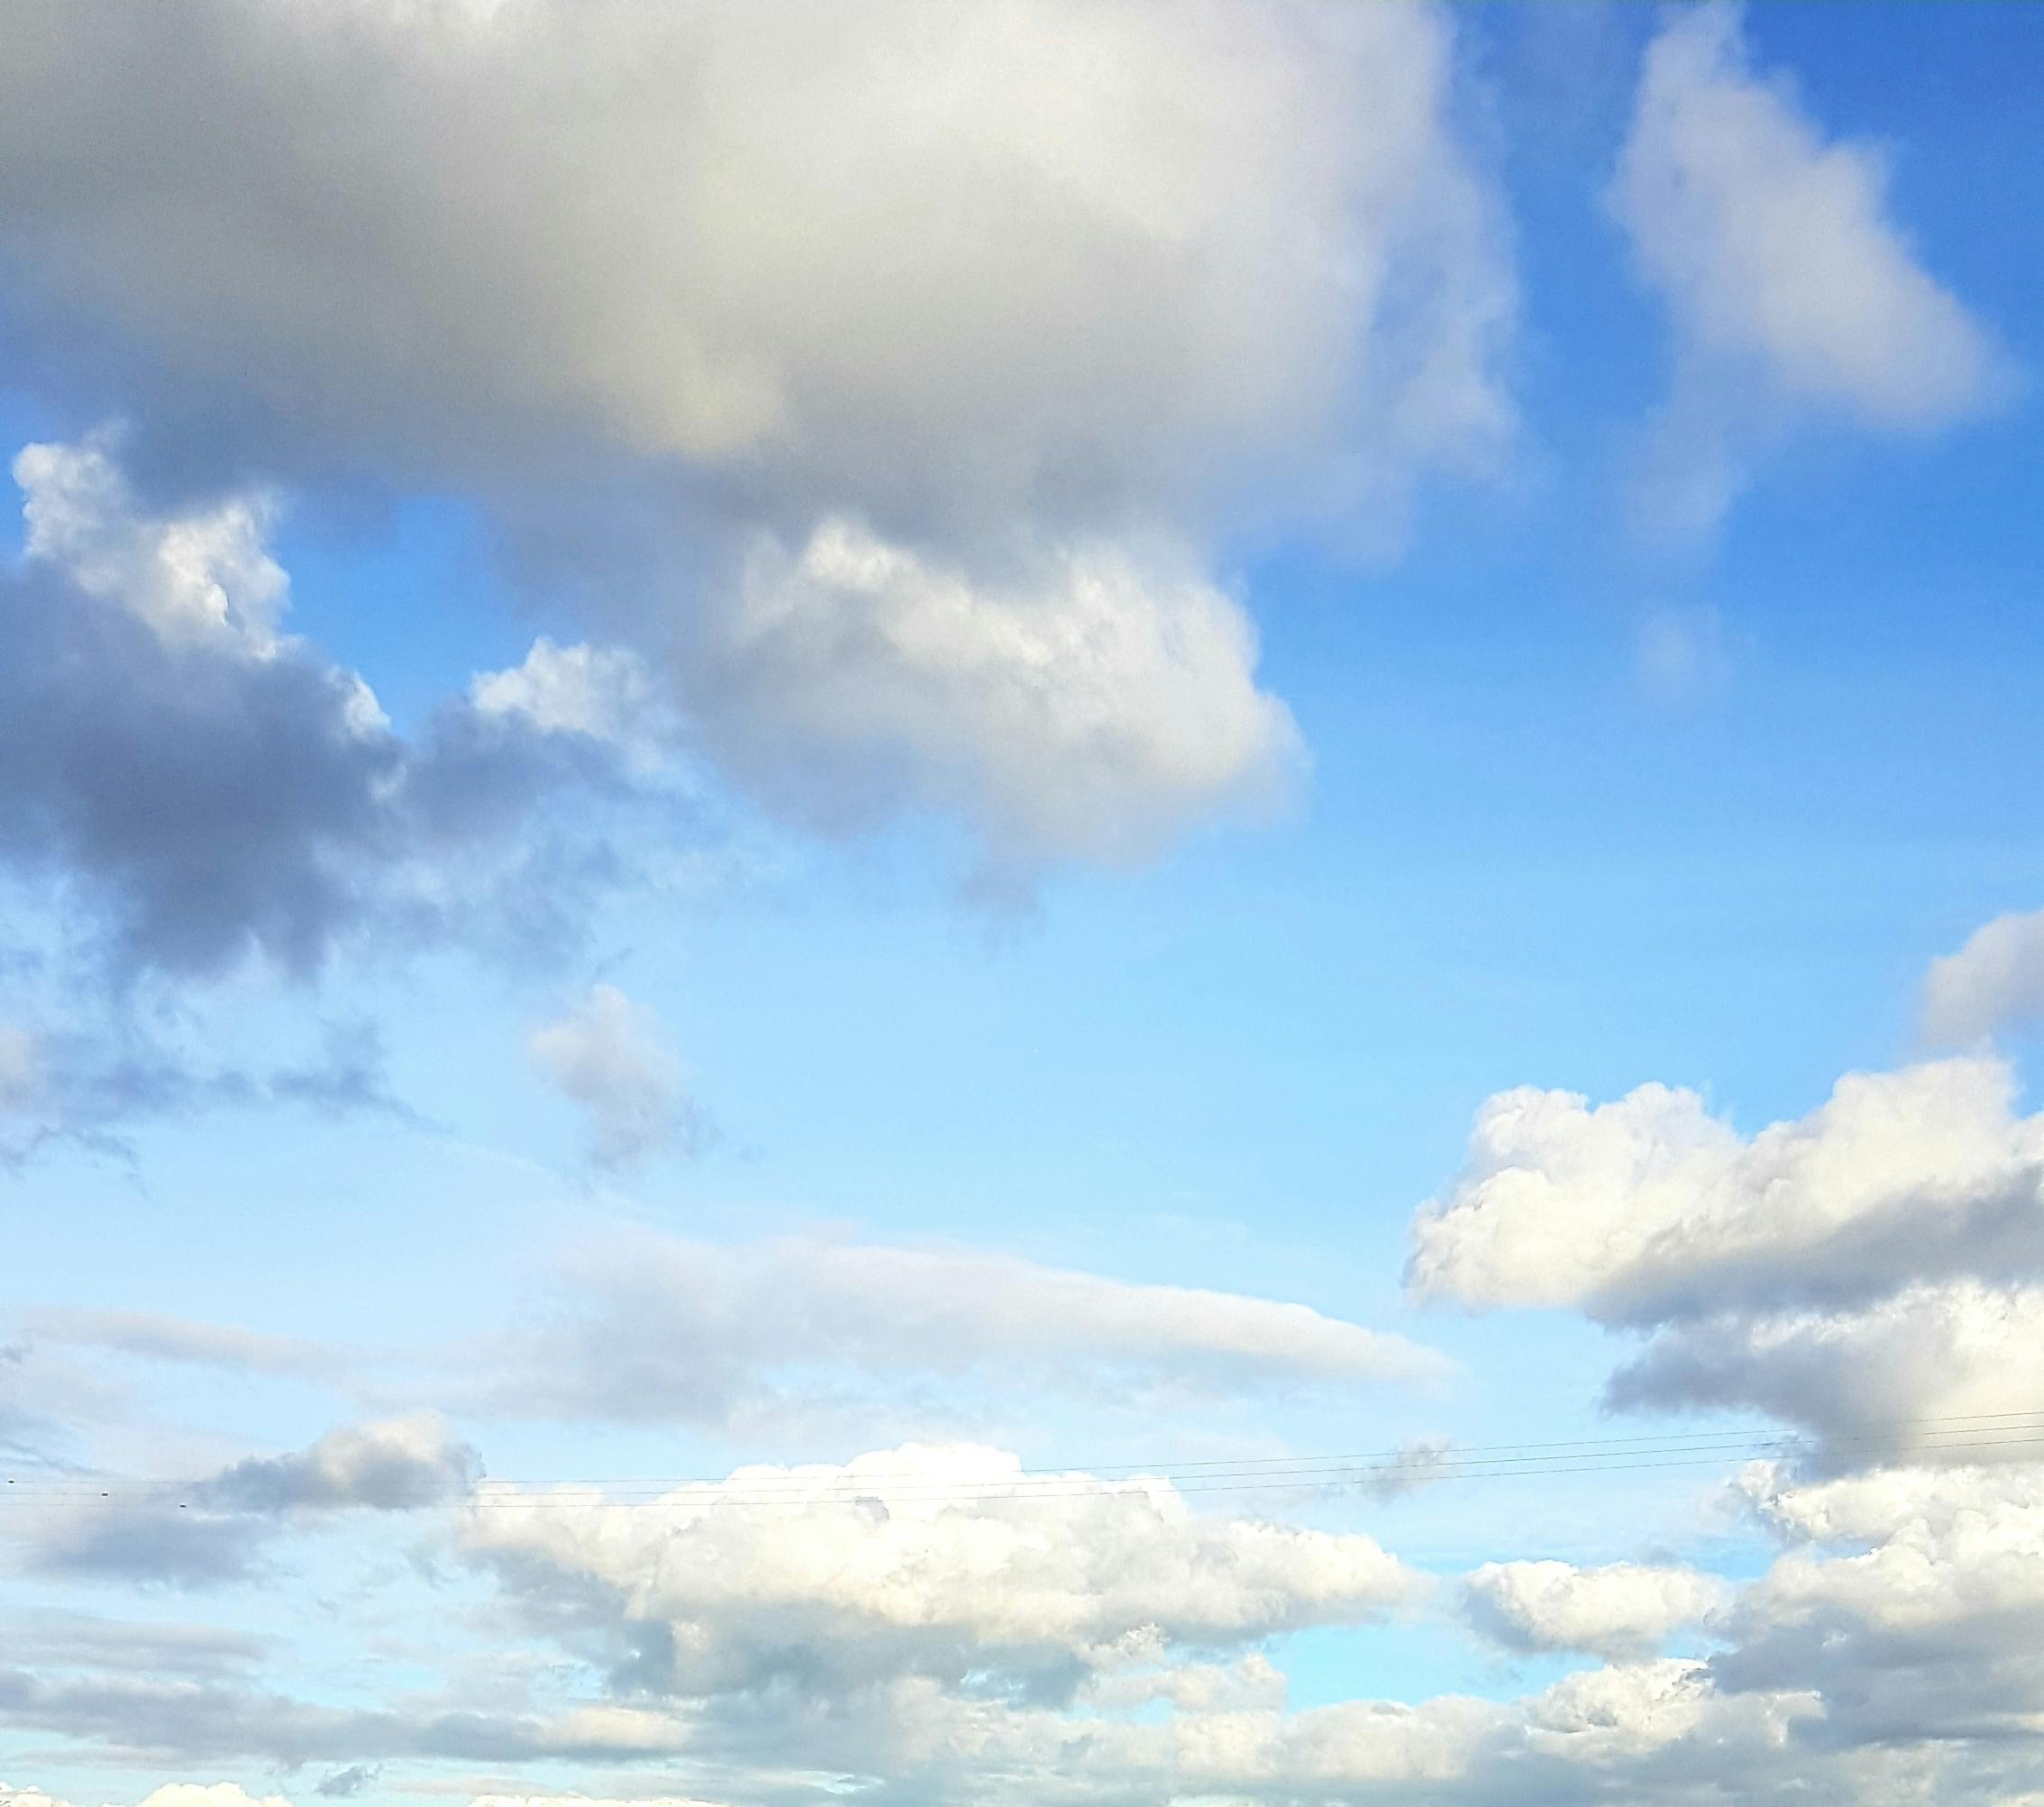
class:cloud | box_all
[1464,1559,1731,1660]
[1611,5,2002,533]
[0,0,1514,871]
[527,984,702,1167]
[0,1018,415,1166]
[0,0,1510,533]
[196,1413,479,1514]
[1922,908,2044,1045]
[0,435,680,982]
[3,1789,284,1807]
[21,1309,344,1382]
[1408,1057,2044,1324]
[494,1229,1447,1429]
[1608,1279,2044,1464]
[1632,605,1733,709]
[1409,1056,2044,1468]
[693,519,1302,872]
[462,1442,1422,1700]
[1717,1458,2044,1751]
[471,640,661,758]
[8,1415,478,1585]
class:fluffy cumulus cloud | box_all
[1410,1056,2044,1465]
[1611,5,2001,532]
[1922,908,2044,1046]
[462,1443,1422,1699]
[1464,1559,1731,1660]
[1719,1458,2044,1752]
[1410,1056,2044,1322]
[697,520,1301,871]
[0,435,678,989]
[494,1229,1446,1429]
[528,984,701,1167]
[0,0,1513,874]
[471,641,662,760]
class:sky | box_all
[3,1,2044,1802]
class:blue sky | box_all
[4,4,2044,1805]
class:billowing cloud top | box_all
[1408,1057,2044,1323]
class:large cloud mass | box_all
[0,0,1512,872]
[0,0,1510,532]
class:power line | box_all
[5,1413,2043,1512]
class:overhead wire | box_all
[5,1410,2044,1513]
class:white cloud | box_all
[1464,1559,1731,1659]
[462,1442,1423,1695]
[470,639,658,755]
[527,984,698,1168]
[1718,1458,2044,1748]
[1611,5,2001,532]
[14,437,290,656]
[1408,1057,2044,1323]
[498,1229,1448,1428]
[698,518,1302,868]
[1922,908,2044,1045]
[1409,1055,2044,1468]
[1,1790,289,1807]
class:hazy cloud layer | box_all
[496,1230,1448,1429]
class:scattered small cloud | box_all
[527,984,705,1168]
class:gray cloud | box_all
[0,436,686,990]
[0,1018,417,1167]
[9,1415,479,1587]
[527,983,706,1168]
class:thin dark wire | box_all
[14,1409,2041,1501]
[6,1421,2043,1514]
